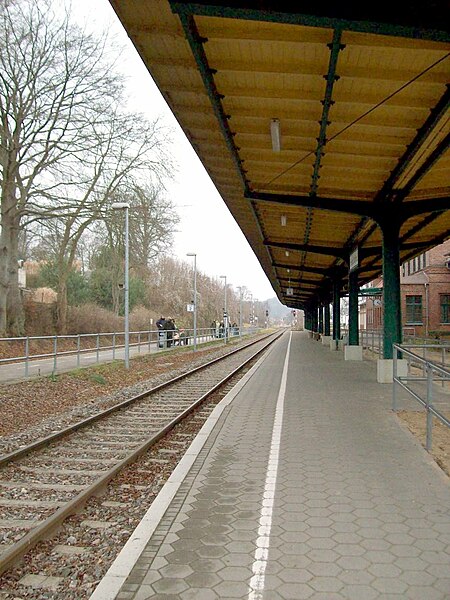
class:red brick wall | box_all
[364,240,450,336]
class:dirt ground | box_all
[397,410,450,477]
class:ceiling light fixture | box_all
[271,118,281,152]
[285,250,290,257]
[281,214,287,226]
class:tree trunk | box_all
[0,186,18,335]
[56,259,70,334]
[7,216,24,335]
[57,280,68,335]
[0,236,8,336]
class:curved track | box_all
[0,331,283,575]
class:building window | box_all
[405,295,423,324]
[441,295,450,324]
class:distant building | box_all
[362,239,450,337]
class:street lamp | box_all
[220,275,228,343]
[112,202,130,369]
[237,286,243,338]
[186,253,197,351]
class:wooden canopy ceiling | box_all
[109,0,450,308]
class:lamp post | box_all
[186,253,197,351]
[112,202,130,369]
[237,286,243,338]
[220,275,228,343]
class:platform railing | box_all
[392,342,450,451]
[0,325,259,378]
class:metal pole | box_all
[392,345,398,411]
[53,336,57,373]
[77,335,80,367]
[224,278,228,344]
[193,255,197,351]
[426,364,433,451]
[124,206,130,369]
[25,337,29,377]
[238,287,243,338]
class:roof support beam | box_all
[246,190,376,218]
[266,241,346,259]
[376,87,450,203]
[174,11,249,193]
[267,239,434,258]
[279,277,321,286]
[273,263,337,276]
[170,2,450,42]
[310,29,344,196]
[396,134,450,202]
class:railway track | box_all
[0,330,283,576]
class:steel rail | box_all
[0,330,284,576]
[0,331,280,467]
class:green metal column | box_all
[324,302,331,336]
[382,219,402,358]
[305,310,311,330]
[348,270,359,345]
[318,304,324,334]
[312,305,318,333]
[332,281,341,341]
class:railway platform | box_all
[91,330,450,600]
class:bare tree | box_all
[128,183,179,271]
[0,0,127,333]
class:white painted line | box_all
[248,332,291,600]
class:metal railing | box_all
[393,342,450,451]
[0,325,259,379]
[359,328,442,358]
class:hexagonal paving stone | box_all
[213,581,250,597]
[303,537,336,550]
[152,577,189,595]
[185,572,222,589]
[221,553,254,567]
[278,582,314,599]
[307,561,342,577]
[217,566,251,581]
[190,558,225,572]
[338,569,375,586]
[368,563,402,578]
[305,548,339,563]
[308,576,344,593]
[372,577,408,594]
[195,545,228,559]
[399,570,436,586]
[338,584,379,600]
[278,568,313,584]
[158,564,193,579]
[337,556,370,571]
[180,588,218,600]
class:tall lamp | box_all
[220,275,228,344]
[186,253,197,351]
[112,202,130,369]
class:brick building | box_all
[362,239,450,337]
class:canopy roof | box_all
[109,0,450,308]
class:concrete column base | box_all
[330,339,342,351]
[321,335,331,346]
[344,345,363,361]
[377,359,408,383]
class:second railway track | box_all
[0,330,283,577]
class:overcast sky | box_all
[73,0,278,302]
